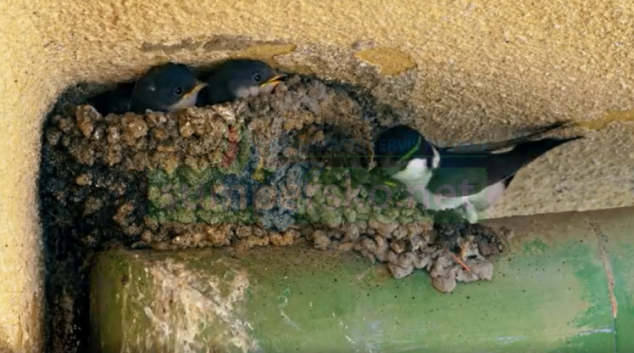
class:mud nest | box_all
[41,73,511,285]
[40,74,511,351]
[40,76,505,346]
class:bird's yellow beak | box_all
[184,81,208,98]
[168,81,208,112]
[260,74,287,87]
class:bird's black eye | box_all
[252,73,262,83]
[173,87,183,95]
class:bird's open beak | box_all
[260,73,287,87]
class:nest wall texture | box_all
[3,0,634,351]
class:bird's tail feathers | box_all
[514,135,582,165]
[520,120,575,139]
[446,120,576,153]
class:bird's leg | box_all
[460,201,479,224]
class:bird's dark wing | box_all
[428,135,581,197]
[444,121,572,154]
[426,152,509,197]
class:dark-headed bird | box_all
[373,123,582,223]
[197,58,286,106]
[90,62,206,115]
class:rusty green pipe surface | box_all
[89,206,634,352]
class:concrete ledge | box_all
[90,206,634,352]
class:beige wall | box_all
[2,0,634,350]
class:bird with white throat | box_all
[373,123,582,223]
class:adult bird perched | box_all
[196,59,286,106]
[89,62,206,115]
[373,123,582,223]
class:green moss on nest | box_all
[294,166,433,227]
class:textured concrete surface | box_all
[2,0,634,350]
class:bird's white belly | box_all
[168,91,199,112]
[407,186,464,211]
[402,179,507,212]
[466,181,507,211]
[391,159,435,189]
[392,161,463,211]
[235,86,262,98]
[391,158,509,221]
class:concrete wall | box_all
[2,0,634,351]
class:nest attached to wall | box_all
[40,75,510,293]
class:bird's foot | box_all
[461,202,479,224]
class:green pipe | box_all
[90,206,634,352]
